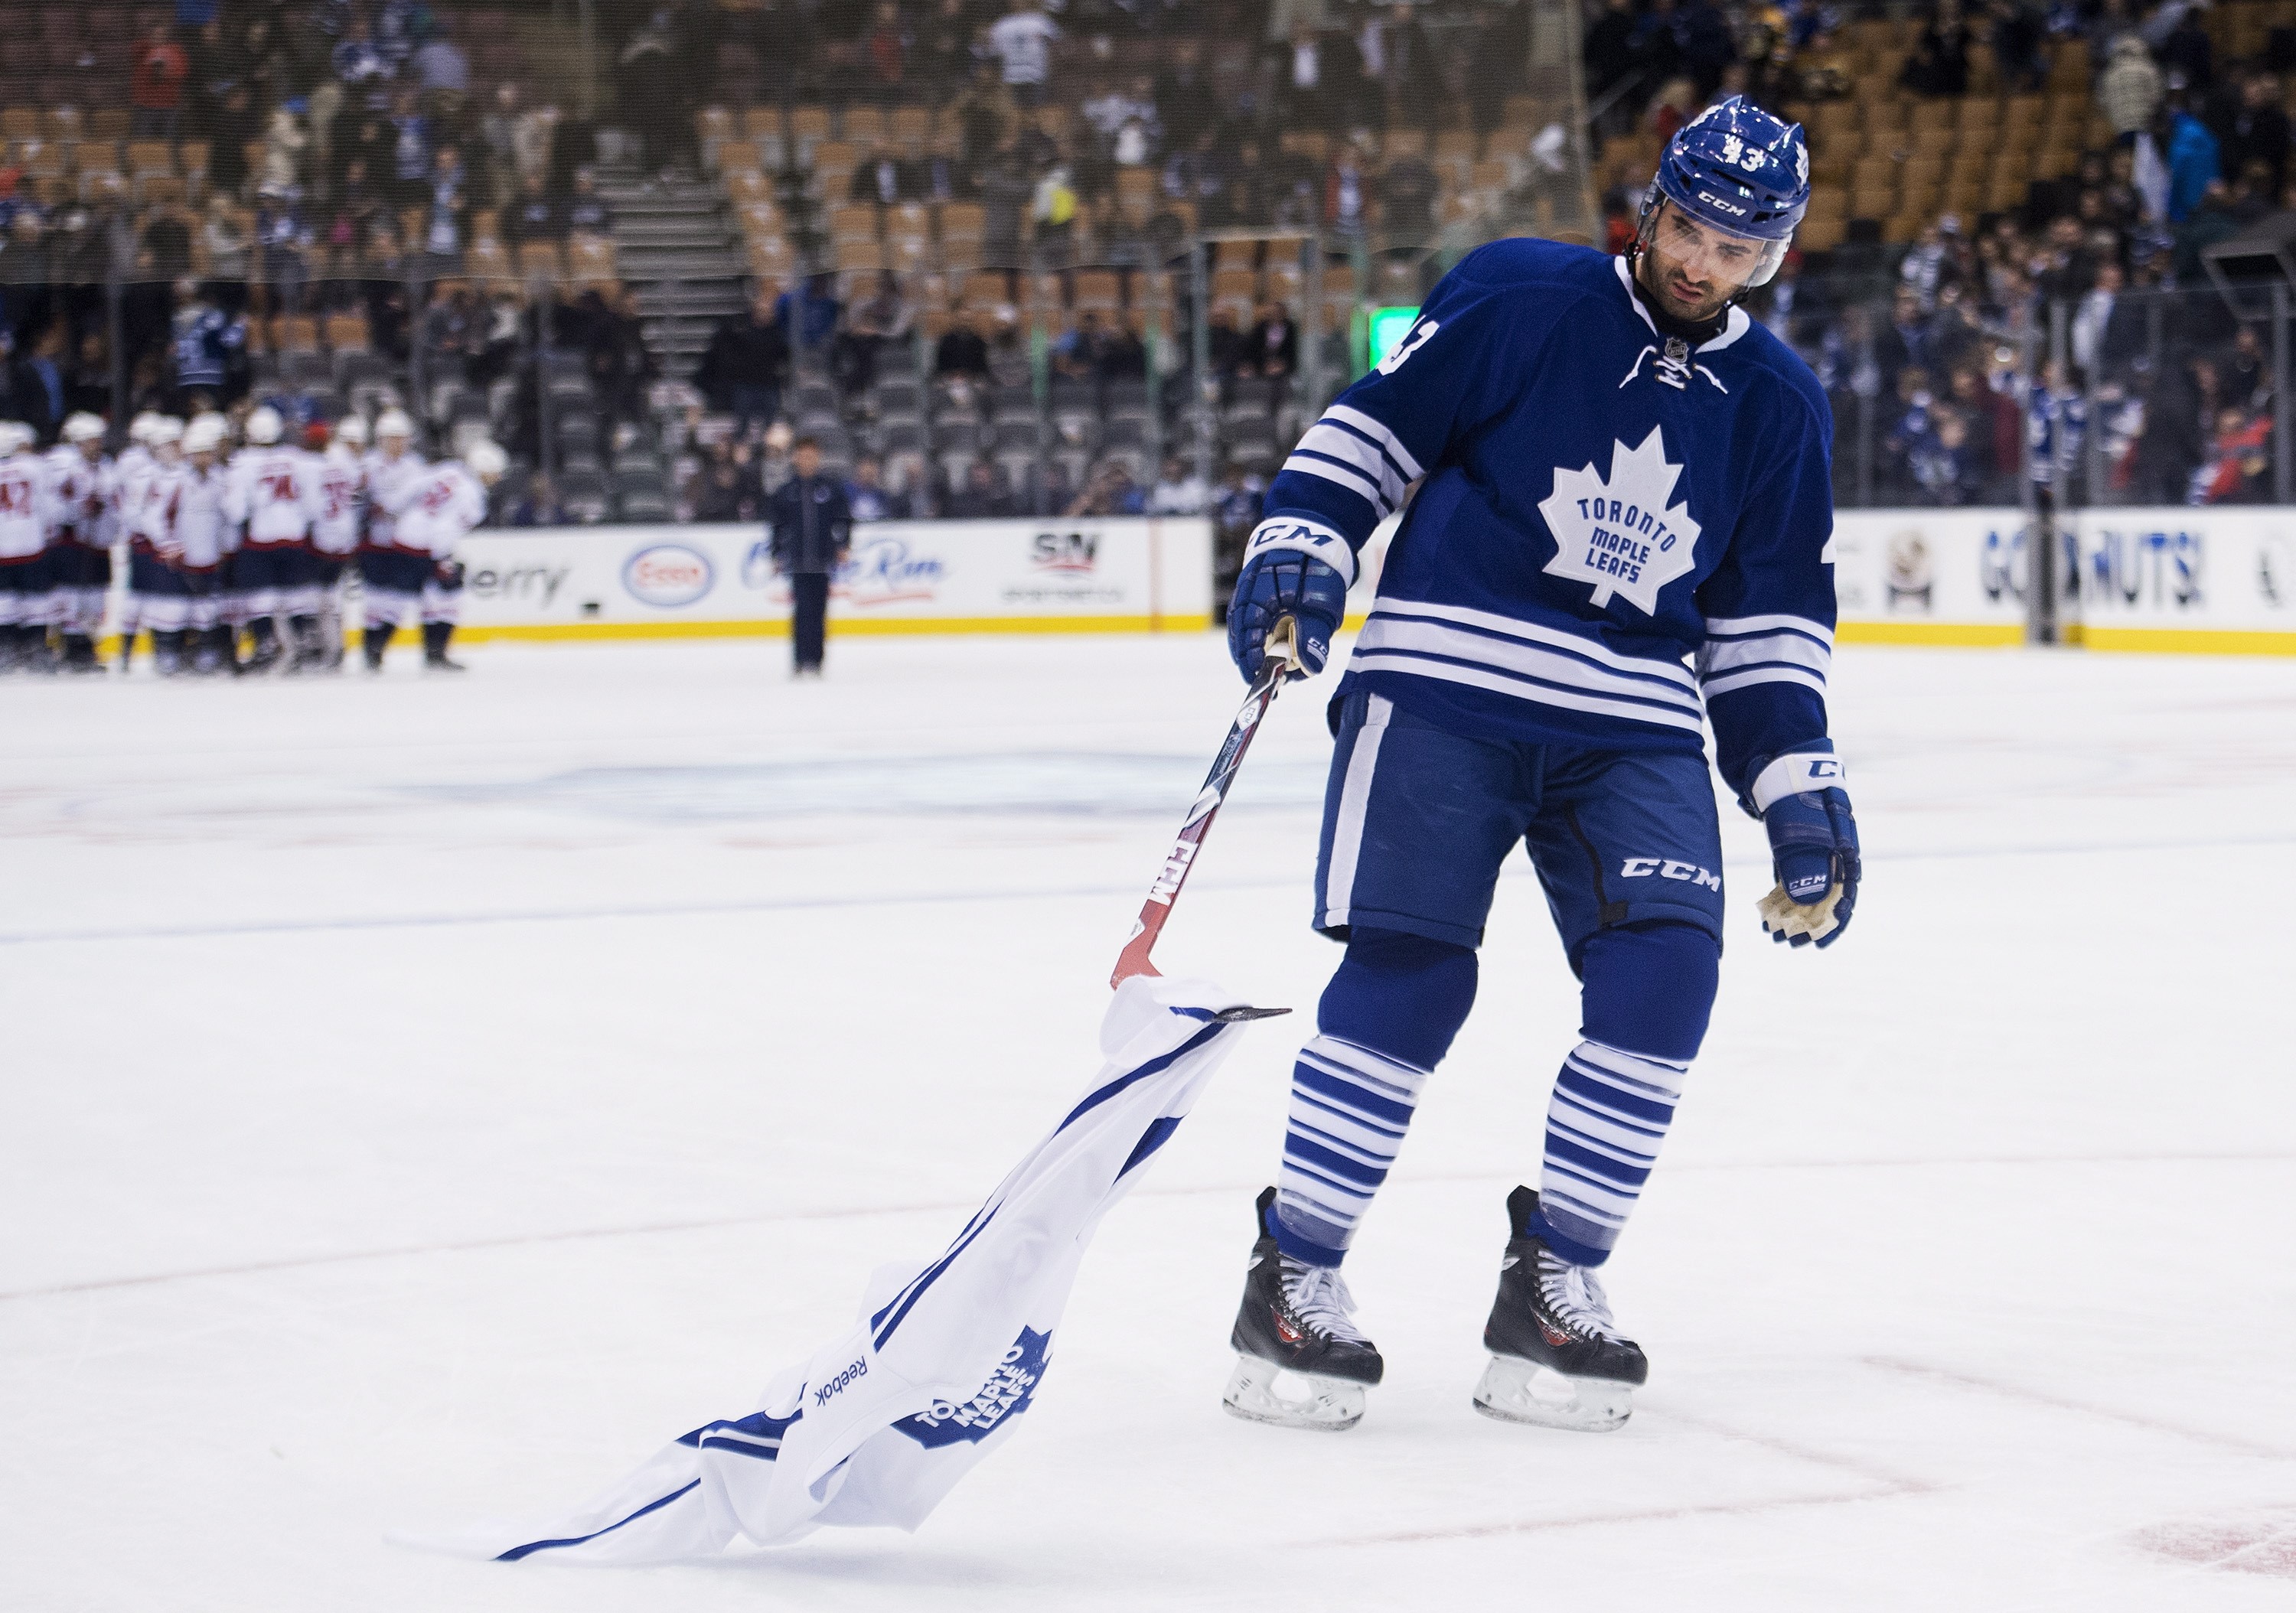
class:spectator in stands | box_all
[1381,148,1439,243]
[919,0,974,103]
[692,440,763,521]
[1148,453,1212,514]
[2223,71,2290,203]
[1583,0,1640,125]
[1900,0,1971,97]
[988,0,1061,110]
[2192,405,2271,503]
[1068,458,1144,516]
[944,458,1013,517]
[698,290,790,437]
[422,145,471,261]
[840,272,912,396]
[334,16,394,103]
[507,174,565,244]
[2101,35,2161,142]
[13,323,67,443]
[413,15,471,120]
[1099,314,1146,380]
[261,99,312,200]
[846,455,892,521]
[171,281,245,411]
[1323,138,1371,241]
[771,275,843,370]
[509,473,569,527]
[2167,102,2223,223]
[1241,301,1296,379]
[389,86,434,210]
[205,84,262,198]
[2157,5,2213,93]
[132,24,192,142]
[935,308,991,379]
[566,171,612,239]
[862,2,910,103]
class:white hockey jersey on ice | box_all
[388,464,487,559]
[401,975,1261,1564]
[167,464,230,568]
[363,450,428,549]
[224,448,320,547]
[312,447,365,556]
[0,453,54,560]
[44,446,115,546]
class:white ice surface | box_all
[4,634,2295,1609]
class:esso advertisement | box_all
[621,544,716,608]
[452,518,1213,635]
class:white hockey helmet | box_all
[184,415,230,456]
[129,412,163,446]
[245,405,285,446]
[334,414,370,449]
[64,412,107,446]
[375,408,415,442]
[0,422,31,457]
[151,416,185,448]
[463,439,509,482]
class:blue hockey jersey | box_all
[1247,238,1836,801]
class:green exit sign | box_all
[1367,305,1421,369]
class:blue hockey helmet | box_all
[1640,96,1809,288]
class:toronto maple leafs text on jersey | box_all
[1244,238,1837,801]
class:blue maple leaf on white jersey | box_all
[1536,425,1703,615]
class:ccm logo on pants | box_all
[1619,858,1721,890]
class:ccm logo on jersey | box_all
[1619,858,1722,890]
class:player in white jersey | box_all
[44,413,118,673]
[164,415,236,675]
[224,406,326,673]
[358,409,432,665]
[0,421,59,672]
[373,439,505,672]
[310,416,368,672]
[122,418,185,673]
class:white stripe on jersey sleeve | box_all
[1698,664,1829,699]
[1279,451,1391,515]
[1702,611,1834,647]
[1324,404,1425,483]
[1293,423,1411,508]
[1698,632,1832,676]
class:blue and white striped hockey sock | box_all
[1273,1035,1430,1267]
[1532,1039,1691,1267]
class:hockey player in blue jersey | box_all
[1220,98,1861,1434]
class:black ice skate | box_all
[422,622,467,672]
[1221,1187,1383,1432]
[1473,1185,1648,1432]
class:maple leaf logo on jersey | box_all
[1536,425,1703,615]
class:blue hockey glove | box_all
[1227,549,1345,683]
[1747,751,1860,950]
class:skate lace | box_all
[1535,1249,1623,1342]
[1280,1257,1371,1346]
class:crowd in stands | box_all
[8,0,2296,537]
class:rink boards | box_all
[446,516,1215,640]
[1830,507,2296,654]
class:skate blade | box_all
[1472,1354,1635,1432]
[1221,1354,1365,1432]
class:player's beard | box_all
[1632,241,1740,327]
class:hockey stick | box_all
[1110,616,1300,990]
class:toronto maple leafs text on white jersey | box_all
[362,449,429,549]
[312,448,366,556]
[1247,238,1837,800]
[388,463,487,559]
[44,447,116,546]
[225,448,321,547]
[0,454,54,560]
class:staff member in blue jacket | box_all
[766,435,853,677]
